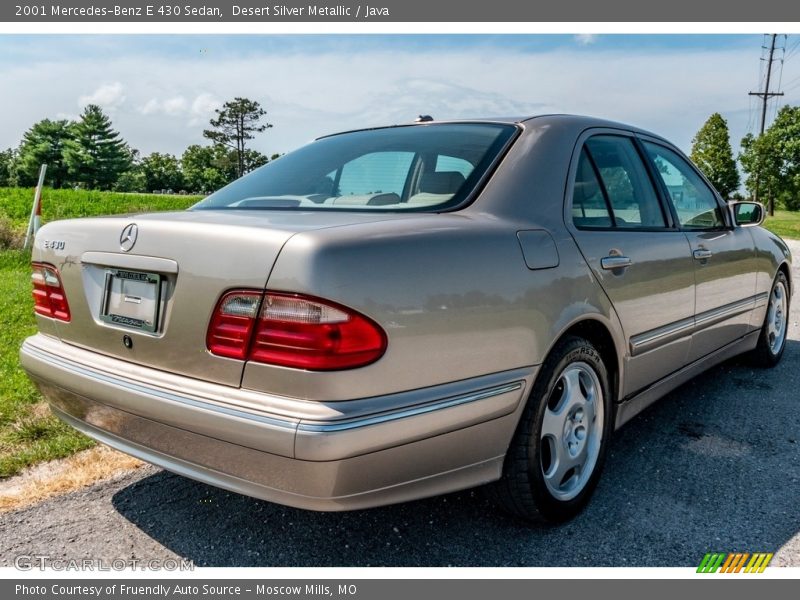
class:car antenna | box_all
[415,115,434,122]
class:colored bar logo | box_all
[697,552,773,573]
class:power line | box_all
[748,33,784,214]
[785,36,800,60]
[771,35,787,122]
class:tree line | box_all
[1,98,797,209]
[0,97,277,194]
[688,105,799,211]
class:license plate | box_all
[100,269,163,333]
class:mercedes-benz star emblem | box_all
[120,223,138,252]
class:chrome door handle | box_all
[693,249,713,260]
[600,256,632,270]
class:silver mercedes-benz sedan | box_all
[20,115,792,522]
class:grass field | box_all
[764,210,800,241]
[0,188,199,479]
[0,187,201,230]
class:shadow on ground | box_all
[110,341,800,567]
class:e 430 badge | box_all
[42,240,66,251]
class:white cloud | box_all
[574,34,598,46]
[163,96,188,114]
[1,39,797,160]
[139,98,160,115]
[189,92,221,125]
[138,95,188,116]
[77,81,125,111]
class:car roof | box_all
[317,114,670,144]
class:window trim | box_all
[636,136,733,232]
[565,130,678,233]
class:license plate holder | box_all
[100,269,163,333]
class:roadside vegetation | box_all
[0,249,94,478]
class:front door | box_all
[641,141,758,361]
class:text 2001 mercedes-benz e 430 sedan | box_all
[21,115,792,522]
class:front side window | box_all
[572,135,666,229]
[643,142,725,229]
[192,123,516,212]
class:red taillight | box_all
[206,291,387,370]
[206,291,262,360]
[31,262,71,322]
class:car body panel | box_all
[683,228,759,361]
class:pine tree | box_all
[690,113,740,199]
[16,119,73,188]
[64,105,132,190]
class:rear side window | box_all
[192,123,517,212]
[642,142,725,229]
[572,136,667,230]
[572,149,613,228]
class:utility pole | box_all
[749,33,784,216]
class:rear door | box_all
[640,140,759,361]
[567,132,696,396]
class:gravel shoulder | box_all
[1,241,798,568]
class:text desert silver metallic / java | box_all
[20,115,792,522]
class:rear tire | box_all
[750,271,790,368]
[494,335,613,523]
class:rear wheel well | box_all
[557,320,620,403]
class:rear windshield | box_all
[191,123,517,212]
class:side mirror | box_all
[730,201,765,227]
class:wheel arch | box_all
[542,316,624,404]
[778,261,792,298]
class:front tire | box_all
[750,271,790,368]
[494,335,613,523]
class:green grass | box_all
[764,209,800,240]
[0,187,202,229]
[0,249,95,477]
[0,188,200,479]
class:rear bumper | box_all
[20,333,533,511]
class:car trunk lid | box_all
[33,209,416,387]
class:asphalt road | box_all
[1,242,798,568]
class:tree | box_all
[15,119,73,188]
[690,113,740,199]
[63,105,132,190]
[203,97,272,179]
[0,148,16,187]
[114,169,146,193]
[140,152,184,192]
[740,105,800,211]
[181,144,233,193]
[241,148,270,173]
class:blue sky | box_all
[1,34,798,159]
